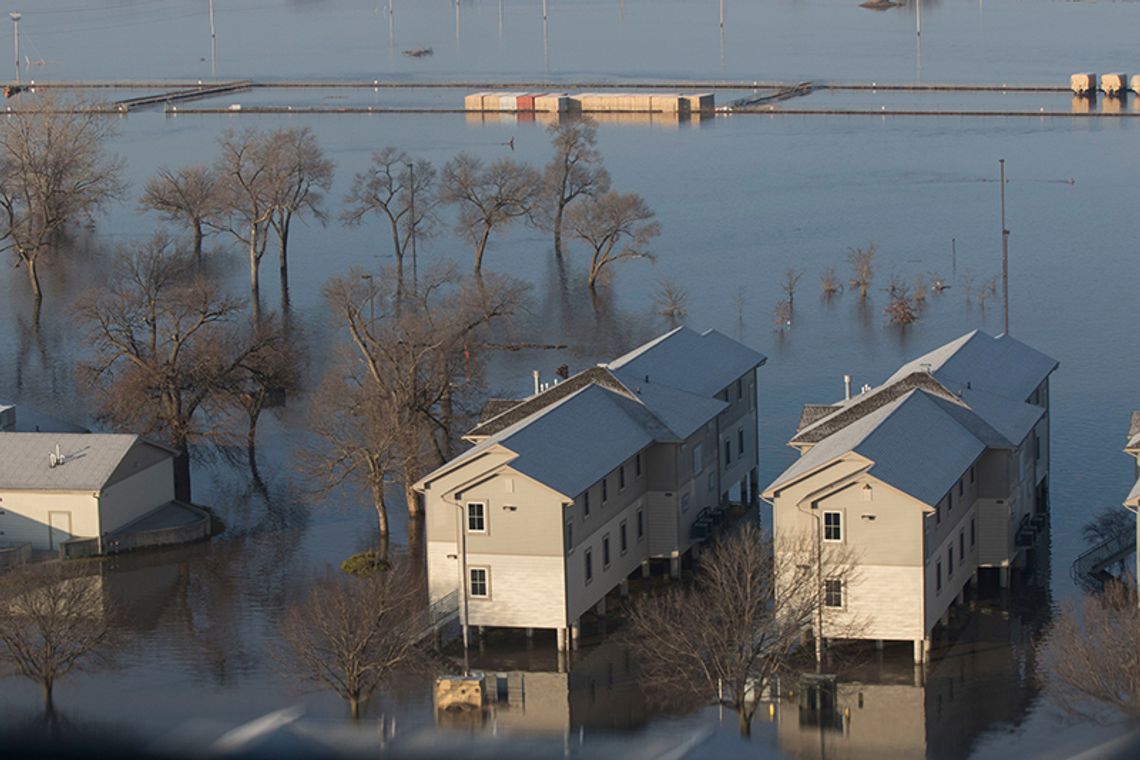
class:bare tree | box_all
[537,118,611,258]
[564,191,659,291]
[625,524,856,736]
[263,127,334,295]
[139,165,223,262]
[278,566,426,720]
[341,148,437,292]
[1082,507,1135,548]
[0,562,120,712]
[820,266,842,298]
[977,275,998,310]
[1040,584,1140,720]
[847,243,877,299]
[773,299,792,330]
[77,234,271,499]
[0,95,126,311]
[312,266,527,541]
[654,279,689,326]
[912,272,928,306]
[215,128,275,311]
[439,153,540,276]
[884,275,918,325]
[781,268,804,312]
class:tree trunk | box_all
[405,482,423,519]
[43,680,54,713]
[278,220,289,290]
[371,480,389,538]
[349,695,361,721]
[738,706,752,737]
[25,254,42,306]
[192,222,204,263]
[473,224,493,275]
[553,202,565,258]
[246,408,264,490]
[173,446,192,502]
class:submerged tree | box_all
[564,190,659,291]
[215,128,276,311]
[625,524,858,736]
[847,243,877,300]
[0,94,126,311]
[279,566,426,720]
[341,148,437,292]
[0,562,120,712]
[263,127,334,295]
[781,268,804,313]
[654,279,689,326]
[311,266,527,540]
[820,266,842,298]
[439,153,540,276]
[77,234,280,498]
[139,165,223,262]
[884,275,918,325]
[537,118,611,258]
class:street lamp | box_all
[9,12,20,84]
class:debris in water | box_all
[403,46,434,58]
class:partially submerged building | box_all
[415,327,766,652]
[0,431,210,558]
[763,330,1057,664]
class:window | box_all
[948,490,953,512]
[681,493,691,513]
[585,549,593,583]
[603,535,611,567]
[824,579,843,608]
[602,477,608,504]
[566,521,573,552]
[469,567,489,598]
[970,518,975,547]
[708,472,716,492]
[959,531,965,561]
[724,440,731,468]
[691,444,702,475]
[1035,436,1041,461]
[738,427,745,457]
[637,508,644,540]
[620,521,628,553]
[823,511,842,542]
[948,546,954,577]
[970,465,975,484]
[583,491,591,518]
[619,465,626,491]
[635,453,642,478]
[467,502,486,533]
[936,561,942,593]
[936,502,941,525]
[736,378,743,400]
[958,479,964,497]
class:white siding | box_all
[0,489,99,550]
[828,564,926,641]
[100,459,175,533]
[465,553,567,629]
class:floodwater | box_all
[1,1,1139,758]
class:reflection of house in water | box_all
[442,636,648,736]
[777,557,1051,760]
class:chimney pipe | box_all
[843,374,852,401]
[533,370,540,396]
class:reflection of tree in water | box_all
[4,706,143,758]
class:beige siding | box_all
[829,564,925,641]
[0,489,100,549]
[567,496,646,620]
[100,459,175,533]
[923,505,978,635]
[465,552,567,629]
[975,498,1012,566]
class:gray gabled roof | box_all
[605,326,767,398]
[0,433,172,492]
[767,390,988,506]
[884,330,1058,403]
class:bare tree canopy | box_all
[215,128,276,308]
[278,566,427,719]
[77,234,284,497]
[847,243,876,299]
[311,266,528,540]
[439,153,540,276]
[1040,584,1140,721]
[341,148,437,291]
[0,562,120,712]
[564,190,659,291]
[625,524,857,736]
[537,118,611,258]
[0,95,126,309]
[139,165,223,262]
[781,268,804,312]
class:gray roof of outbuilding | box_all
[605,326,767,398]
[884,330,1057,403]
[0,433,171,491]
[768,390,989,506]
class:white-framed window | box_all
[936,561,942,593]
[602,476,609,504]
[566,521,573,552]
[691,443,702,475]
[970,465,975,484]
[619,464,626,491]
[585,549,593,583]
[603,534,611,567]
[736,377,743,400]
[619,520,628,554]
[737,427,745,457]
[636,508,644,540]
[824,578,843,608]
[467,502,486,533]
[947,546,954,577]
[635,453,642,478]
[823,511,842,542]
[970,518,975,547]
[469,567,490,598]
[583,490,591,518]
[724,440,731,467]
[959,531,965,561]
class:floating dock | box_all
[462,90,716,113]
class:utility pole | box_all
[916,0,921,37]
[407,162,418,293]
[1000,159,1009,335]
[720,0,725,28]
[208,0,216,77]
[9,12,20,84]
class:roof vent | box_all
[861,384,872,394]
[919,362,932,373]
[48,443,65,468]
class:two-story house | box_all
[414,326,766,653]
[762,330,1057,665]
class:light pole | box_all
[208,0,216,77]
[999,159,1010,336]
[406,163,418,293]
[9,12,20,84]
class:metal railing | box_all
[1072,531,1136,593]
